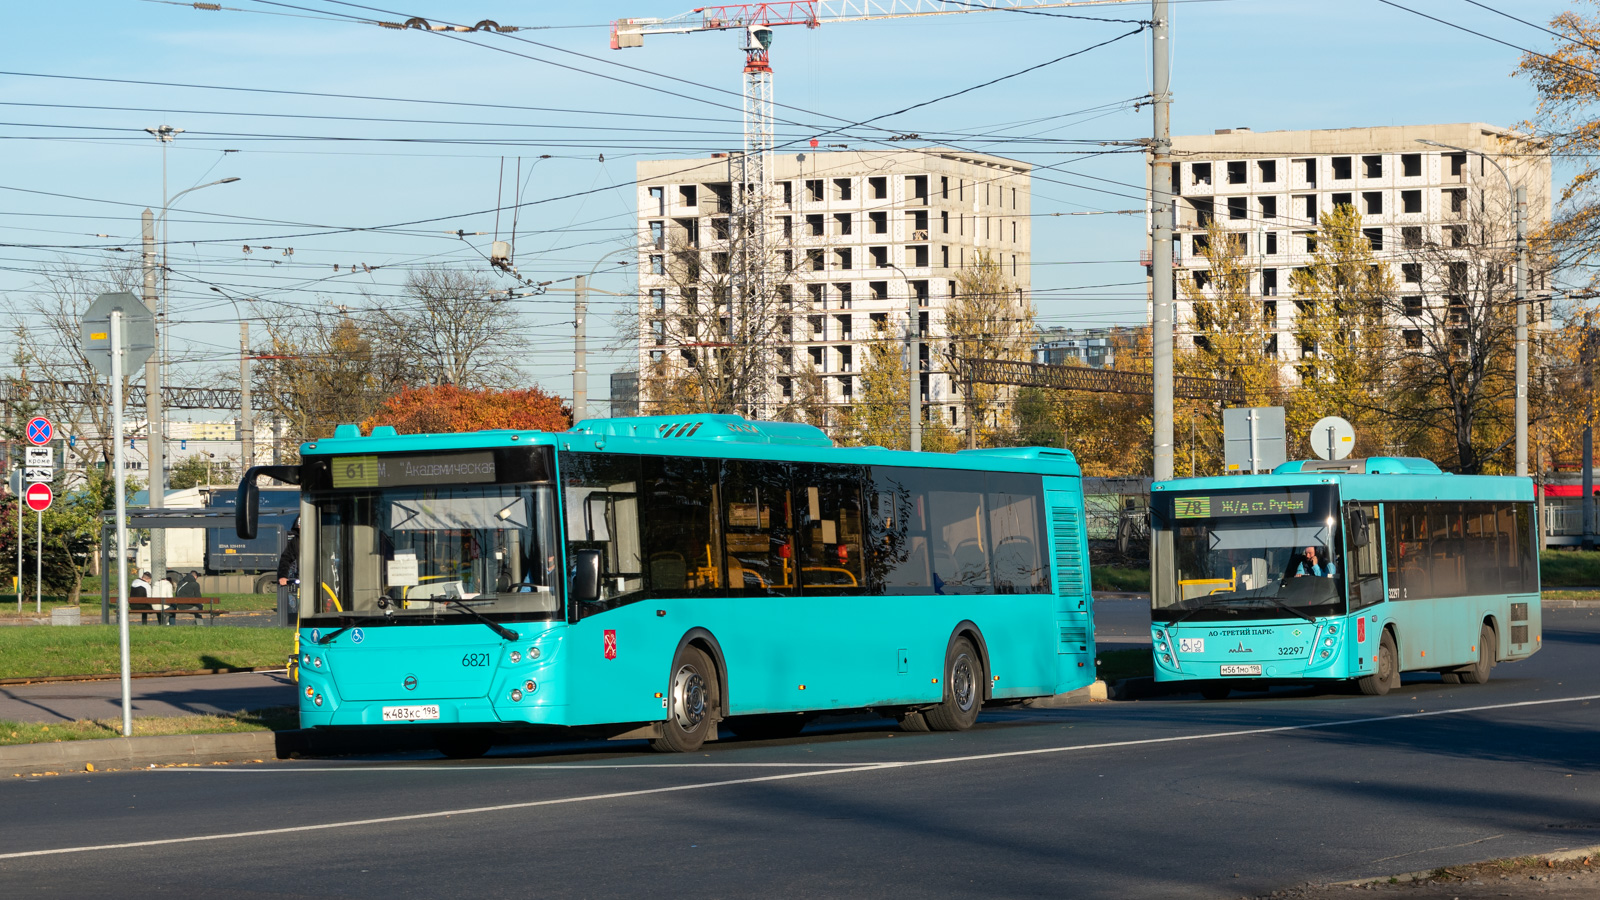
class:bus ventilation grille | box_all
[1050,507,1084,597]
[656,422,704,439]
[1510,602,1528,622]
[1511,624,1529,645]
[1058,625,1089,653]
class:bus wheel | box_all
[434,729,493,759]
[1358,633,1397,696]
[1199,682,1231,700]
[651,646,718,753]
[897,709,931,732]
[924,639,983,732]
[1440,672,1462,684]
[729,713,809,741]
[1459,625,1495,684]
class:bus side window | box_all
[795,463,865,593]
[721,460,794,597]
[867,466,932,594]
[641,455,722,597]
[1346,503,1382,609]
[987,472,1050,594]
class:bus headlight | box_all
[313,693,323,706]
[302,653,310,666]
[509,651,521,664]
[1323,638,1334,648]
[1157,641,1169,653]
[1319,650,1330,659]
[1161,653,1172,664]
[313,656,323,669]
[1327,625,1338,635]
[510,689,523,702]
[529,646,541,660]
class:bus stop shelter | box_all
[99,507,293,627]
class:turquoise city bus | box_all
[1149,457,1540,698]
[238,414,1097,756]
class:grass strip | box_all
[1092,566,1150,592]
[0,625,291,680]
[0,593,278,620]
[1539,549,1600,587]
[0,707,296,746]
[1094,647,1152,682]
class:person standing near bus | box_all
[277,519,300,617]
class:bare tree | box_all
[369,268,527,388]
[1386,180,1549,472]
[630,216,805,417]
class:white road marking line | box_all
[170,761,896,772]
[3,691,1596,861]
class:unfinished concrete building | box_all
[1144,123,1551,370]
[635,149,1031,432]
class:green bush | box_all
[1092,565,1150,592]
[1540,550,1600,588]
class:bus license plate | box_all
[1219,665,1261,676]
[382,704,440,722]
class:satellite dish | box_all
[1310,416,1356,460]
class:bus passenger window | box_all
[987,473,1050,594]
[929,489,992,594]
[641,456,722,597]
[722,461,794,596]
[867,466,933,594]
[796,464,865,593]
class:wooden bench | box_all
[126,596,225,625]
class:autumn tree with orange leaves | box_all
[362,385,571,435]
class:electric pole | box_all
[1150,0,1175,481]
[141,208,165,580]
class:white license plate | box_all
[382,704,440,722]
[1219,665,1261,676]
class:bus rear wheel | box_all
[651,646,718,753]
[924,639,983,732]
[897,709,931,732]
[1358,633,1397,696]
[1458,625,1496,684]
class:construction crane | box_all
[611,1,1143,416]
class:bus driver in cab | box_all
[1288,545,1334,578]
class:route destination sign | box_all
[1174,490,1312,519]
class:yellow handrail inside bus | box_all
[1179,567,1236,596]
[320,581,344,612]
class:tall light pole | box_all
[885,262,921,452]
[1417,138,1529,477]
[1150,0,1175,481]
[575,249,633,422]
[144,120,239,581]
[209,287,255,470]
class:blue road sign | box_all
[25,417,53,446]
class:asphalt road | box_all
[1,608,1597,899]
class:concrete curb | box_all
[1,730,281,776]
[0,666,287,687]
[1541,597,1600,608]
[1331,843,1600,886]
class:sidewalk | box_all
[0,671,295,724]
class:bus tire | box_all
[1459,624,1495,684]
[924,638,983,732]
[1440,672,1462,684]
[1199,682,1231,700]
[897,709,931,732]
[433,729,493,759]
[1358,633,1397,696]
[651,646,718,753]
[729,713,809,741]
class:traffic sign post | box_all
[25,484,49,614]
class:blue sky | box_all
[1,0,1573,407]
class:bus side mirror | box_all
[237,465,301,540]
[1348,509,1369,549]
[571,549,603,603]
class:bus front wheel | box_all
[651,646,719,753]
[1458,625,1496,684]
[1358,633,1397,696]
[924,639,983,732]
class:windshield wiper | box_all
[1261,595,1318,623]
[442,598,520,642]
[1162,597,1239,627]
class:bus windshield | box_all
[1151,484,1344,622]
[307,483,562,623]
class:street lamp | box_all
[1416,138,1529,477]
[576,248,634,422]
[209,287,256,470]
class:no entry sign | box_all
[24,483,52,512]
[25,417,53,446]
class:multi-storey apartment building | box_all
[1146,123,1550,364]
[1034,326,1125,369]
[635,149,1030,430]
